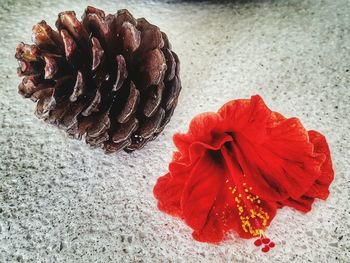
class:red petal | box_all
[154,113,231,220]
[173,112,229,161]
[278,196,315,212]
[305,130,334,199]
[219,95,326,202]
[153,161,194,217]
[180,148,277,242]
[277,131,334,212]
[180,151,227,242]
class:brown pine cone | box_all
[15,6,181,153]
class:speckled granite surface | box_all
[0,0,349,262]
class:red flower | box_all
[153,95,334,245]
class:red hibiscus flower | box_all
[153,95,334,250]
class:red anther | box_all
[269,242,275,248]
[262,238,270,244]
[261,246,270,253]
[254,239,262,246]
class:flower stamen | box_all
[253,230,275,252]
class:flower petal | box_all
[181,151,225,236]
[173,112,231,163]
[219,95,326,201]
[153,160,194,217]
[278,130,334,212]
[305,130,334,199]
[180,150,277,242]
[173,112,220,154]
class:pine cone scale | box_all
[70,71,85,102]
[143,83,164,117]
[112,117,139,144]
[138,107,165,139]
[91,37,104,72]
[163,76,181,111]
[32,21,64,53]
[163,48,176,81]
[116,82,140,123]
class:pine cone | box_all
[15,6,181,153]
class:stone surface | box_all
[0,0,349,262]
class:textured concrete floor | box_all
[0,0,350,262]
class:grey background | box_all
[0,0,349,262]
